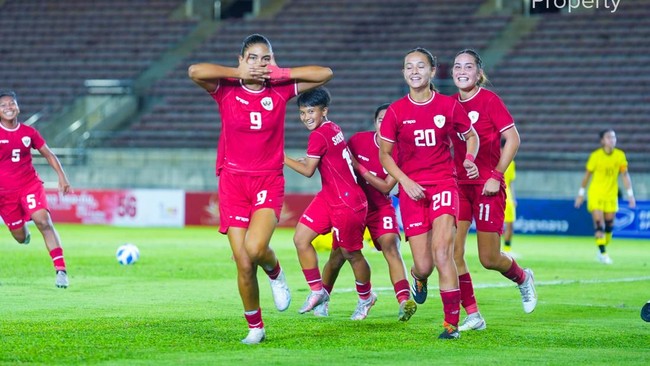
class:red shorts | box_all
[300,194,367,252]
[399,182,459,238]
[366,204,400,250]
[0,180,49,230]
[458,183,506,234]
[217,170,284,234]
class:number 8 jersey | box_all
[380,92,472,185]
[210,79,297,175]
[0,123,45,192]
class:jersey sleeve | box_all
[487,94,515,133]
[270,80,298,101]
[618,150,629,173]
[306,131,327,159]
[31,128,46,149]
[379,106,398,143]
[586,151,597,172]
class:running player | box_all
[379,47,480,339]
[284,87,376,321]
[0,90,71,288]
[574,129,636,264]
[188,33,332,345]
[450,49,537,333]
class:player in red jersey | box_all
[0,90,71,288]
[188,34,333,345]
[379,48,480,339]
[284,87,376,321]
[450,50,537,333]
[312,103,417,321]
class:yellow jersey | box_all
[504,160,516,203]
[586,148,628,199]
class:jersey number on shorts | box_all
[255,190,268,206]
[250,112,262,130]
[432,191,452,211]
[382,216,394,229]
[478,203,490,221]
[414,129,436,147]
[26,194,37,209]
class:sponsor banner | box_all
[614,201,650,238]
[46,189,184,227]
[184,192,313,228]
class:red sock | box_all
[459,273,479,314]
[440,289,461,327]
[244,308,264,329]
[49,247,66,271]
[322,283,334,295]
[302,268,323,291]
[502,259,526,285]
[356,281,372,300]
[264,261,281,280]
[393,279,410,304]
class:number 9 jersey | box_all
[210,79,297,176]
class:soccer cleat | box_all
[313,300,329,317]
[299,289,329,314]
[518,268,537,313]
[641,301,650,322]
[438,322,460,339]
[458,312,487,331]
[398,299,417,322]
[410,272,428,304]
[597,253,613,265]
[269,270,291,311]
[350,292,377,320]
[241,327,266,345]
[55,270,69,289]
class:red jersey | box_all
[0,123,45,192]
[307,121,367,211]
[451,88,515,184]
[210,78,297,175]
[380,92,472,185]
[347,131,392,210]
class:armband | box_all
[491,170,504,181]
[267,65,290,80]
[465,153,475,163]
[627,188,634,197]
[578,187,585,197]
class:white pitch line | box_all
[333,276,650,293]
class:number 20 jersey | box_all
[380,92,472,185]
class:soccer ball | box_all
[116,243,140,265]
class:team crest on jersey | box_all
[433,115,446,128]
[261,97,273,111]
[468,111,479,124]
[22,136,31,147]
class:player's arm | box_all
[37,144,72,194]
[379,139,424,201]
[188,61,269,92]
[574,170,592,208]
[462,126,480,180]
[352,157,397,195]
[483,127,519,196]
[284,155,319,178]
[266,55,333,93]
[621,169,636,208]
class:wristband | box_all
[465,153,475,163]
[357,164,369,176]
[490,170,504,181]
[578,187,585,197]
[267,65,290,80]
[627,188,634,197]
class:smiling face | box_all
[452,52,482,92]
[299,105,327,131]
[0,95,20,123]
[403,51,435,91]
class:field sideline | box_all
[1,224,648,365]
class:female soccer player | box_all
[379,48,479,339]
[450,49,537,333]
[284,87,376,321]
[574,129,636,264]
[311,103,418,321]
[0,90,71,288]
[188,34,332,345]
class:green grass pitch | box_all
[1,224,648,365]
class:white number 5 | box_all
[11,149,20,162]
[26,194,37,209]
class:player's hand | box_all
[59,178,72,195]
[574,196,584,208]
[481,178,500,196]
[238,61,266,82]
[463,160,479,179]
[400,176,425,201]
[629,196,636,209]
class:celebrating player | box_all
[450,49,537,332]
[379,47,479,339]
[284,87,376,321]
[574,129,636,264]
[188,33,332,345]
[0,90,71,288]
